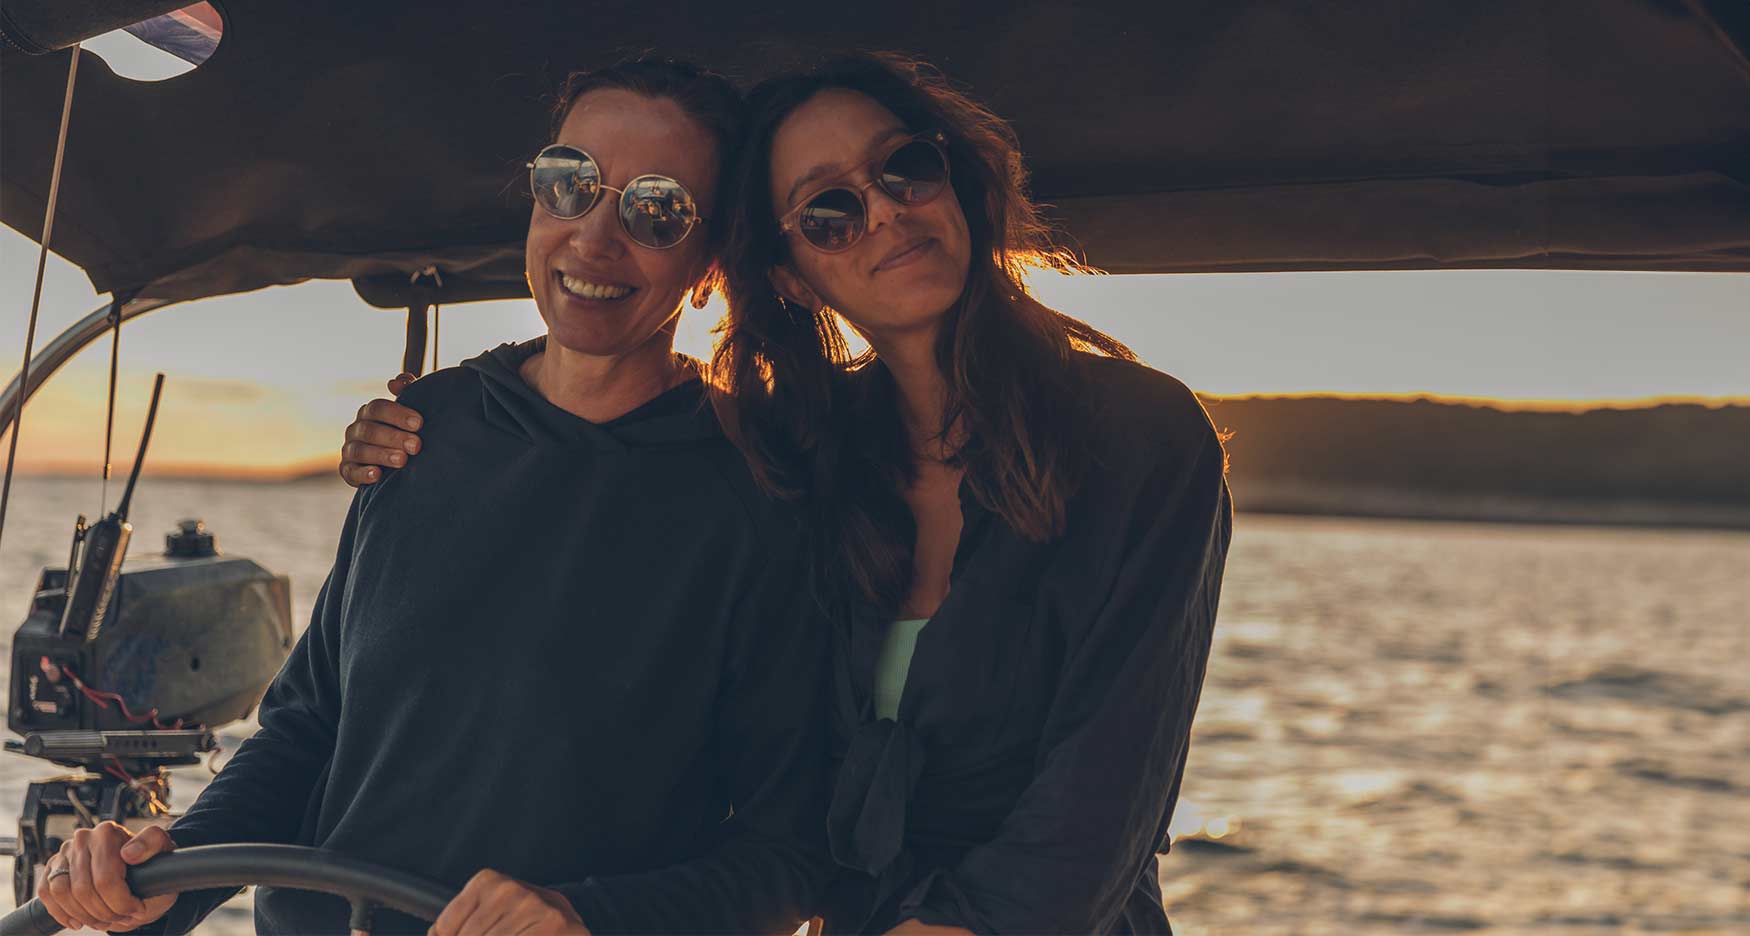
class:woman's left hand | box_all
[429,869,589,936]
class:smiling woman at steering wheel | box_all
[36,59,832,936]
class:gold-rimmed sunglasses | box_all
[778,132,950,253]
[527,143,706,250]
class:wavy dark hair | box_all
[548,57,745,300]
[712,52,1133,614]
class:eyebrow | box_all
[784,126,913,208]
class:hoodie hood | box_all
[460,337,721,451]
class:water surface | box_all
[0,478,1742,934]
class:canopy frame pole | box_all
[404,265,444,377]
[1,45,81,552]
[1685,0,1750,82]
[0,296,175,439]
[401,304,430,378]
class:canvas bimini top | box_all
[2,0,1748,313]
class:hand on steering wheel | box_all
[36,822,176,933]
[2,844,458,936]
[428,869,590,936]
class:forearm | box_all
[115,711,335,936]
[130,505,354,934]
[167,718,329,847]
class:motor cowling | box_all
[8,518,293,741]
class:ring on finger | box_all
[44,865,71,884]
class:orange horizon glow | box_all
[7,389,1744,481]
[3,225,1747,481]
[1207,390,1750,413]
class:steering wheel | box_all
[0,844,456,935]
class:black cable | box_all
[100,304,120,514]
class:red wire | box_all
[104,757,144,790]
[103,757,171,816]
[56,663,203,732]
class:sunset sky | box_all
[4,225,1747,477]
[3,32,1748,478]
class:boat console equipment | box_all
[2,377,294,904]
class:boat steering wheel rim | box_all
[0,844,456,935]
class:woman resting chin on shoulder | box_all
[708,54,1233,936]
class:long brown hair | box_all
[713,52,1132,614]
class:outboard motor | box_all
[2,377,293,903]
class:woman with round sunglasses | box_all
[706,54,1232,935]
[340,53,1231,935]
[37,60,831,936]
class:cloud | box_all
[332,379,391,396]
[165,376,269,405]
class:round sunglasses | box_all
[527,144,705,250]
[778,133,950,253]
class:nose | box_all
[861,179,908,236]
[564,195,628,260]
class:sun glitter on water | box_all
[1166,799,1243,842]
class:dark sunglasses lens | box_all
[880,140,948,204]
[799,188,866,251]
[619,178,699,248]
[531,147,601,219]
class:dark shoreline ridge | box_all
[15,397,1750,531]
[1205,396,1750,531]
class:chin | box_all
[891,253,969,308]
[901,281,966,325]
[545,324,638,357]
[544,307,675,360]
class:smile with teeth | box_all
[558,272,634,301]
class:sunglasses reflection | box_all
[788,135,949,253]
[530,145,702,249]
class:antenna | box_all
[115,374,164,523]
[58,373,165,641]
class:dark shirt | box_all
[824,355,1232,935]
[144,339,831,935]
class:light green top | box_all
[873,618,930,720]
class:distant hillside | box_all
[19,397,1748,529]
[1200,397,1750,529]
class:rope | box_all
[0,45,80,552]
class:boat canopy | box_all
[2,0,1747,311]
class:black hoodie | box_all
[149,338,830,934]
